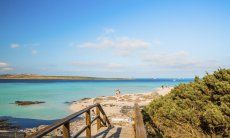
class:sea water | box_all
[0,79,192,120]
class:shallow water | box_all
[0,79,192,120]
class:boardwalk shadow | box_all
[107,127,122,138]
[92,126,122,138]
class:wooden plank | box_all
[27,103,111,138]
[103,115,107,127]
[72,125,89,138]
[85,110,91,138]
[63,122,70,138]
[98,116,106,126]
[91,115,99,124]
[133,103,147,138]
[27,103,99,138]
[98,104,111,127]
[96,106,101,130]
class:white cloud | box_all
[79,36,150,56]
[9,43,40,56]
[114,37,149,49]
[153,38,161,46]
[0,67,13,71]
[0,62,13,72]
[143,51,220,70]
[10,43,20,48]
[104,28,115,34]
[72,61,125,70]
[74,29,226,77]
[107,63,124,69]
[31,49,38,55]
[72,61,97,67]
[24,43,40,47]
[0,62,8,67]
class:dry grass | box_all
[122,95,132,99]
[102,103,116,107]
[120,106,133,115]
[93,97,104,103]
[106,96,117,100]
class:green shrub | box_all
[0,119,14,130]
[144,68,230,137]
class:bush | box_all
[0,119,16,130]
[144,68,230,137]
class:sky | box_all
[0,0,229,78]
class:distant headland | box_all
[0,74,127,80]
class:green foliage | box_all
[0,119,12,130]
[144,68,230,137]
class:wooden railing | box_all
[133,103,147,138]
[27,103,111,138]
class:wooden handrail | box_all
[133,103,147,138]
[27,103,111,138]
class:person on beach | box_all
[115,89,121,96]
[115,89,121,101]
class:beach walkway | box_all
[95,125,135,138]
[77,103,144,138]
[26,103,147,138]
[79,124,135,138]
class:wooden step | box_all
[79,124,134,138]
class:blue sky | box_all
[0,0,229,78]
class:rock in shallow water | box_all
[14,101,45,106]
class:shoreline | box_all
[2,86,173,136]
[69,86,173,125]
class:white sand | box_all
[155,86,173,96]
[24,87,173,136]
[69,86,173,125]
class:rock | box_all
[14,101,45,106]
[120,106,133,115]
[64,101,76,104]
[80,98,91,101]
[37,125,47,130]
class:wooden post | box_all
[96,106,101,130]
[85,110,91,138]
[133,103,147,138]
[63,122,70,138]
[103,114,107,127]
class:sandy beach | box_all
[69,86,173,125]
[23,86,173,136]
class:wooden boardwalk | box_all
[79,125,135,138]
[26,103,146,138]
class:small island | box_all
[0,74,127,80]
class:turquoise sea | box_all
[0,79,192,122]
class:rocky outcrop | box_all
[14,101,45,106]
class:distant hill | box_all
[0,74,125,80]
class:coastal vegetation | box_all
[0,119,11,130]
[0,119,18,130]
[143,68,230,137]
